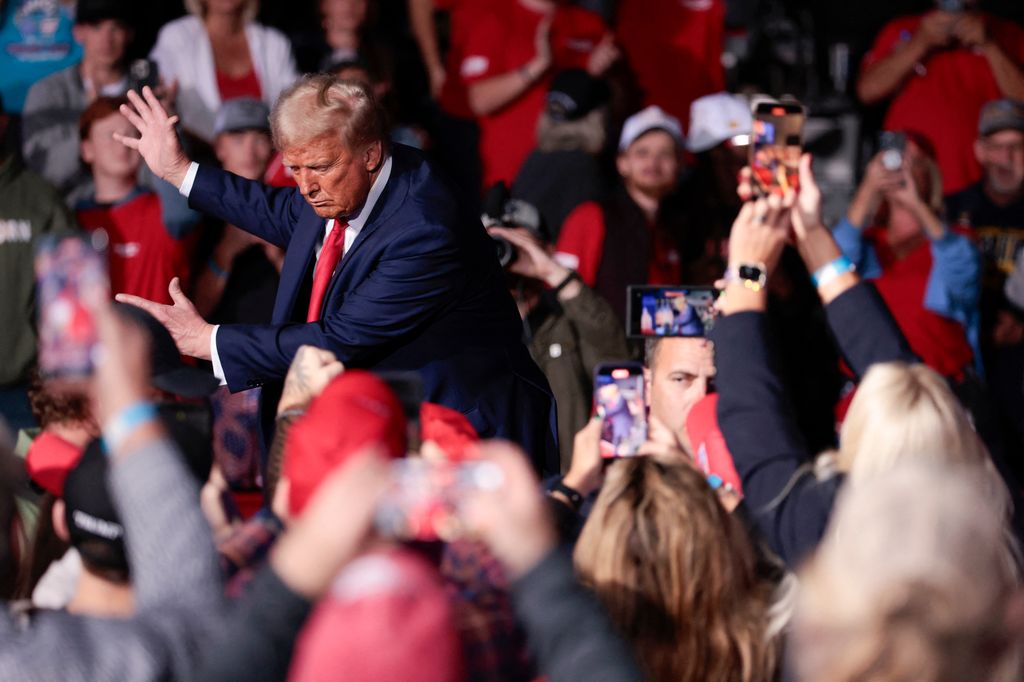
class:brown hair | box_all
[574,458,779,682]
[79,96,130,142]
[27,371,93,429]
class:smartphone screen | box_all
[878,131,907,171]
[626,286,719,338]
[594,362,647,458]
[750,100,805,197]
[35,235,110,381]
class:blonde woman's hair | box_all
[269,75,386,153]
[793,461,1024,682]
[184,0,259,23]
[836,362,988,481]
[574,457,779,682]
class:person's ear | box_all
[72,24,87,46]
[364,140,383,173]
[616,151,629,179]
[643,366,652,405]
[52,500,70,543]
[974,139,986,166]
[81,138,95,165]
[213,136,228,165]
[272,477,291,524]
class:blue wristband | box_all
[811,255,855,288]
[102,401,157,454]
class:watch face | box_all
[738,264,765,282]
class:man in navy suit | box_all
[113,78,559,473]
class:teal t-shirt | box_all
[0,0,82,113]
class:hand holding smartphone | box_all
[594,362,647,458]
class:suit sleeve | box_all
[215,219,467,390]
[824,281,917,379]
[187,164,305,248]
[710,311,839,567]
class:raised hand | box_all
[278,345,345,415]
[113,86,191,188]
[791,153,825,240]
[115,277,214,360]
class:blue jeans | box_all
[0,384,36,432]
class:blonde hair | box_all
[836,362,988,481]
[184,0,259,23]
[794,462,1024,682]
[270,75,386,153]
[574,458,779,682]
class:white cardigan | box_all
[150,15,298,142]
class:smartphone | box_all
[594,362,647,458]
[750,99,805,197]
[878,131,907,172]
[35,234,110,381]
[377,371,424,451]
[627,285,719,338]
[375,458,503,541]
[127,59,160,93]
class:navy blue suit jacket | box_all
[189,144,559,473]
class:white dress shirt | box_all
[178,155,394,382]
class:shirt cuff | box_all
[210,325,227,385]
[178,162,199,198]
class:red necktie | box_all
[306,221,348,322]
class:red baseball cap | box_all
[289,547,465,682]
[284,370,407,516]
[25,432,84,497]
[420,402,479,462]
[685,394,743,494]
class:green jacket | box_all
[528,283,630,472]
[0,157,77,386]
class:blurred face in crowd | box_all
[283,134,382,219]
[321,0,368,32]
[203,0,249,16]
[215,129,273,181]
[82,112,142,181]
[884,138,935,243]
[708,139,748,207]
[975,129,1024,198]
[617,130,681,201]
[646,338,716,453]
[72,20,130,70]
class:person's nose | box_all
[295,171,318,198]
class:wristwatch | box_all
[723,262,768,292]
[549,479,584,511]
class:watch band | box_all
[723,262,768,292]
[549,479,584,510]
[551,270,581,296]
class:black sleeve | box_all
[710,311,840,568]
[824,281,918,379]
[511,549,643,682]
[194,565,313,682]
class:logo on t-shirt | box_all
[0,219,31,244]
[113,241,142,259]
[460,55,490,79]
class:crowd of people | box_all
[2,0,1024,680]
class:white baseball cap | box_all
[618,105,685,152]
[686,93,752,153]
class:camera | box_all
[127,59,160,94]
[878,131,907,172]
[480,182,546,268]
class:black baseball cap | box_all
[75,0,134,25]
[113,303,220,399]
[63,441,129,575]
[546,69,609,122]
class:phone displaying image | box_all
[878,131,907,172]
[750,99,805,197]
[35,235,110,381]
[594,362,647,458]
[127,59,160,94]
[627,285,719,338]
[375,458,503,541]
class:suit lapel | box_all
[273,209,323,323]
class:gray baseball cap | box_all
[978,99,1024,138]
[213,97,270,137]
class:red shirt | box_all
[555,200,681,287]
[865,226,974,377]
[76,190,193,305]
[436,0,494,120]
[863,13,1024,194]
[616,0,725,130]
[216,68,263,102]
[461,3,608,188]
